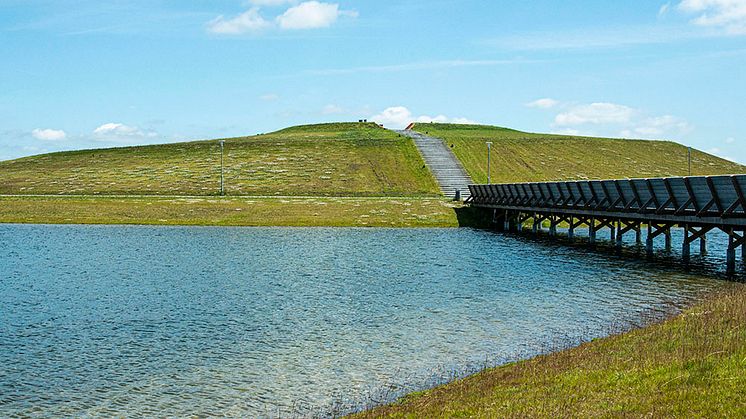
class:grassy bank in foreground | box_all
[413,123,745,184]
[355,285,746,418]
[0,196,465,227]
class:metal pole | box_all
[220,140,225,196]
[688,147,692,176]
[486,141,493,184]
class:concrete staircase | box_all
[396,129,473,200]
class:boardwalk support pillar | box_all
[616,221,641,251]
[492,209,505,232]
[589,218,597,245]
[646,224,654,257]
[590,218,613,247]
[682,225,713,265]
[727,229,745,275]
[549,215,558,237]
[665,229,672,252]
[727,229,736,275]
[635,225,642,245]
[646,223,674,258]
[700,234,708,256]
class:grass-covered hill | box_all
[0,123,440,197]
[2,121,743,198]
[412,123,745,184]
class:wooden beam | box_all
[684,225,714,245]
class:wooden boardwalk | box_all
[467,175,746,274]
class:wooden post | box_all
[683,225,691,264]
[509,212,519,232]
[646,224,654,258]
[616,221,624,251]
[665,229,672,252]
[568,216,575,240]
[727,228,736,275]
[610,221,616,242]
[219,140,225,196]
[700,233,707,256]
[635,225,642,245]
[549,216,557,237]
[493,210,505,232]
[589,218,596,246]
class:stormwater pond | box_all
[0,225,730,417]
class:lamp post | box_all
[220,140,225,196]
[688,146,692,176]
[486,141,493,184]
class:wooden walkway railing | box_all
[467,175,746,274]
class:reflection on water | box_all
[0,225,732,417]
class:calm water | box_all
[0,225,731,417]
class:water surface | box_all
[0,225,728,417]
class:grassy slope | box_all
[0,196,460,227]
[0,123,440,197]
[355,285,746,418]
[413,123,745,184]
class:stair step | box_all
[394,129,474,200]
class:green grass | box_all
[413,123,746,184]
[3,121,744,227]
[354,285,746,418]
[0,196,461,227]
[0,123,440,197]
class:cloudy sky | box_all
[1,0,745,162]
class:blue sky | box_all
[1,0,745,163]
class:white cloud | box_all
[260,93,280,101]
[551,128,585,136]
[725,136,736,143]
[555,102,637,126]
[207,2,356,34]
[370,106,476,129]
[207,7,270,34]
[276,1,357,30]
[550,102,692,140]
[93,123,157,142]
[31,128,66,141]
[624,115,693,137]
[659,2,672,16]
[526,98,559,109]
[678,0,746,34]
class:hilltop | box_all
[413,123,744,184]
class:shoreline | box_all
[0,195,483,228]
[351,285,746,418]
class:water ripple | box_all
[0,225,731,417]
